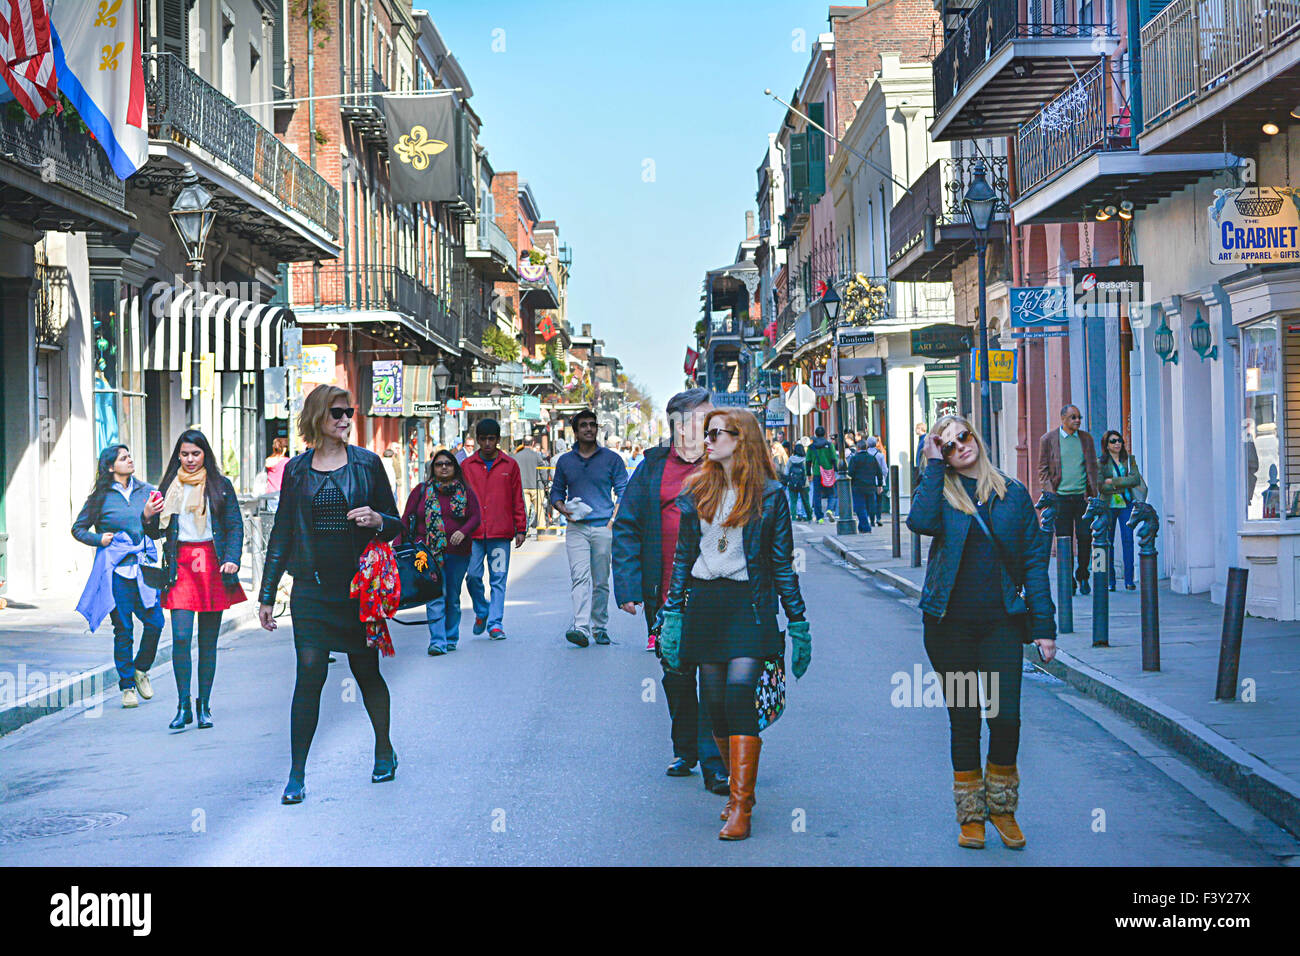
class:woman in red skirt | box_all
[143,429,246,731]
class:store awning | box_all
[143,284,292,372]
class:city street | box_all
[2,528,1293,866]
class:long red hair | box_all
[684,409,776,528]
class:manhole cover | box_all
[0,811,127,844]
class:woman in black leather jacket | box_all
[907,414,1055,852]
[257,384,402,805]
[658,409,810,841]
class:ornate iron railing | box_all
[888,154,1010,266]
[290,263,459,345]
[1141,0,1300,128]
[1017,61,1132,195]
[477,218,516,262]
[933,0,1115,117]
[0,107,126,212]
[144,53,340,242]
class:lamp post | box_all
[169,163,217,427]
[433,360,451,447]
[963,161,997,446]
[822,285,856,536]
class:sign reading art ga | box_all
[1208,187,1300,265]
[911,324,972,358]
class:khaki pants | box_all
[524,488,546,529]
[565,521,612,635]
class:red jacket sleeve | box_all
[462,485,482,538]
[511,460,526,536]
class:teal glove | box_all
[789,620,811,679]
[658,610,684,672]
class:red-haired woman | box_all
[657,408,810,841]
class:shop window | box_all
[1241,318,1294,520]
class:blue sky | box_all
[418,1,835,410]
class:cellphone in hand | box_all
[1035,641,1048,663]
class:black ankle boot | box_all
[282,772,306,805]
[196,697,213,729]
[371,749,398,783]
[169,698,193,730]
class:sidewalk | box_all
[812,512,1300,839]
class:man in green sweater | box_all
[1037,404,1100,595]
[806,426,840,523]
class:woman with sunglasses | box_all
[398,449,482,655]
[908,414,1056,850]
[657,409,810,841]
[1098,430,1146,591]
[257,385,403,805]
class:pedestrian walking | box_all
[398,449,482,655]
[613,387,728,795]
[514,435,545,534]
[909,414,1056,850]
[806,425,839,523]
[657,408,811,841]
[257,385,403,805]
[265,437,289,493]
[628,443,646,470]
[913,422,928,488]
[551,408,628,646]
[461,418,527,640]
[1037,405,1100,595]
[72,444,165,709]
[770,437,788,476]
[141,429,246,731]
[848,440,884,533]
[1098,430,1146,591]
[784,443,812,521]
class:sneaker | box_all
[427,644,447,656]
[473,616,487,635]
[645,634,657,652]
[489,627,507,640]
[122,688,139,708]
[594,629,611,645]
[134,669,153,700]
[566,629,589,647]
[446,642,459,651]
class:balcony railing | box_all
[144,52,339,242]
[0,107,126,218]
[1016,61,1131,195]
[933,0,1114,117]
[477,218,517,263]
[888,155,1010,266]
[290,263,458,346]
[1141,0,1300,128]
[520,269,560,306]
[472,362,525,388]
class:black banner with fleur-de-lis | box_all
[382,94,457,203]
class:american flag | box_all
[0,0,57,119]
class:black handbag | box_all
[390,499,443,617]
[969,504,1035,645]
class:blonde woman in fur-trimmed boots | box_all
[908,415,1057,850]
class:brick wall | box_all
[830,1,941,137]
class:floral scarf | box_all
[350,540,398,656]
[423,478,468,557]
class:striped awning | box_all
[143,283,293,372]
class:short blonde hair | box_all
[298,384,352,447]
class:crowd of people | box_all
[70,372,1143,848]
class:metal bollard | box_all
[911,530,921,567]
[1037,492,1072,634]
[890,465,901,558]
[1128,502,1161,671]
[1085,496,1110,647]
[1215,567,1249,701]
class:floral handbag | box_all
[755,653,787,731]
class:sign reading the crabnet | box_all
[1208,187,1300,265]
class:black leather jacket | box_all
[662,478,806,625]
[142,474,244,593]
[906,459,1056,641]
[257,445,401,605]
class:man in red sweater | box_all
[461,418,527,639]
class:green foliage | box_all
[482,326,520,362]
[294,0,332,46]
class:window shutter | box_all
[790,132,809,196]
[807,102,826,198]
[160,0,188,59]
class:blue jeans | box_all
[426,551,471,649]
[867,488,882,525]
[466,538,511,631]
[787,485,811,520]
[852,488,874,532]
[813,484,836,520]
[1107,503,1136,587]
[109,573,165,690]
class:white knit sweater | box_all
[692,488,749,581]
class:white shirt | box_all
[177,483,214,543]
[691,488,749,581]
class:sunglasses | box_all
[705,428,739,442]
[1107,437,1124,445]
[329,406,356,420]
[433,460,455,467]
[941,430,974,458]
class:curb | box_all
[0,602,261,738]
[822,535,1300,840]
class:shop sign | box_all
[1072,267,1143,316]
[1208,187,1300,265]
[411,401,441,417]
[710,391,748,407]
[838,327,876,346]
[810,369,830,396]
[911,324,972,358]
[445,398,464,412]
[462,397,499,411]
[970,348,1018,383]
[299,344,337,384]
[1010,287,1069,338]
[371,360,404,416]
[282,327,302,367]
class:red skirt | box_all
[163,541,248,612]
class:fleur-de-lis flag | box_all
[383,93,459,203]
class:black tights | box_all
[698,657,763,738]
[170,609,221,702]
[288,645,392,781]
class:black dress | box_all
[680,576,783,664]
[289,466,369,653]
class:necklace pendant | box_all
[718,535,727,553]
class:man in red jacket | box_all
[461,418,527,639]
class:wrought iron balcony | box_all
[472,362,525,389]
[340,68,389,144]
[0,106,131,233]
[466,217,518,281]
[931,0,1114,140]
[290,263,459,348]
[139,52,340,258]
[1017,62,1129,195]
[519,268,560,309]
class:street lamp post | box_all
[822,286,856,536]
[963,160,997,447]
[433,360,451,447]
[169,163,218,428]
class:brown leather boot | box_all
[985,762,1026,849]
[953,769,986,849]
[719,736,760,840]
[713,735,733,821]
